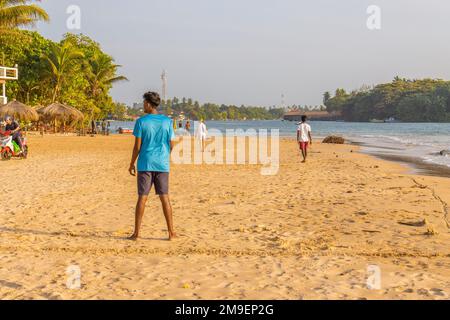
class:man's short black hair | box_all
[301,115,307,122]
[143,92,161,107]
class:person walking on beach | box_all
[128,92,177,241]
[297,115,312,163]
[196,119,207,152]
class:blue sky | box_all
[35,0,450,106]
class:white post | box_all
[1,82,6,105]
[0,66,18,105]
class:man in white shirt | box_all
[196,119,208,152]
[297,115,312,163]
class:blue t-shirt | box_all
[133,114,175,172]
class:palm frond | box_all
[0,1,49,30]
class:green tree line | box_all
[324,78,450,122]
[157,97,285,121]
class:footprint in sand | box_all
[0,280,23,289]
[430,288,447,297]
[417,288,430,296]
[113,229,132,237]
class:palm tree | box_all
[0,0,49,34]
[323,91,331,105]
[19,78,40,104]
[42,41,85,102]
[85,53,128,118]
[87,53,128,100]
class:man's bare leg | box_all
[301,147,307,163]
[128,195,148,241]
[159,195,177,240]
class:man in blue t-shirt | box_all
[128,92,177,241]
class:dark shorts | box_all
[137,172,169,196]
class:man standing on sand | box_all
[128,92,177,241]
[196,119,208,152]
[297,115,312,163]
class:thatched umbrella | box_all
[0,100,39,122]
[39,103,84,122]
[39,103,84,133]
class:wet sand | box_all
[350,141,450,178]
[369,153,450,178]
[0,135,449,299]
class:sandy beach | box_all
[0,134,449,300]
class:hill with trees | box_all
[324,78,450,122]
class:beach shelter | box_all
[0,100,39,122]
[38,103,84,133]
[39,103,84,121]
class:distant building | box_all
[283,110,341,121]
[132,102,143,110]
[130,102,167,116]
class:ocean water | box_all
[110,120,450,169]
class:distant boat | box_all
[384,117,400,123]
[370,117,400,123]
[117,127,133,134]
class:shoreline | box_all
[278,135,450,179]
[363,152,450,178]
[349,140,450,178]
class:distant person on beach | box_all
[173,118,177,131]
[128,92,177,241]
[297,115,312,163]
[101,120,107,135]
[196,119,207,152]
[91,120,96,135]
[178,120,183,129]
[185,120,191,132]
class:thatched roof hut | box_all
[38,103,84,122]
[0,100,39,122]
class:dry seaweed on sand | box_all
[322,136,345,144]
